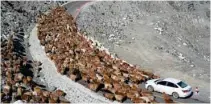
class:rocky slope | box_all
[76,1,210,102]
[1,1,67,42]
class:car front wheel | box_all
[147,85,154,92]
[172,92,179,99]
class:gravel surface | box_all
[76,1,210,102]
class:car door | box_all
[156,81,167,93]
[165,82,179,95]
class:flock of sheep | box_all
[1,34,69,103]
[1,6,175,103]
[36,7,173,103]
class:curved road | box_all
[26,1,205,103]
[63,1,91,18]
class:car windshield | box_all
[177,81,188,88]
[155,78,163,83]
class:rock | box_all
[154,27,163,35]
[183,42,187,46]
[190,64,195,67]
[115,42,120,46]
[102,34,106,37]
[109,34,115,38]
[178,53,185,60]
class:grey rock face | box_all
[1,1,67,42]
[76,1,210,102]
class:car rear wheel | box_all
[147,85,154,92]
[172,92,179,99]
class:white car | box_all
[145,78,192,98]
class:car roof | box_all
[163,78,181,83]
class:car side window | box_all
[157,81,167,86]
[167,82,178,88]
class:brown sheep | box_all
[56,89,66,96]
[163,92,174,103]
[114,91,126,102]
[88,82,101,92]
[131,97,146,103]
[103,93,114,101]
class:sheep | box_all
[103,78,113,90]
[131,97,146,103]
[33,86,42,96]
[48,98,57,103]
[81,72,90,82]
[42,91,50,98]
[17,86,23,96]
[103,93,114,101]
[3,84,11,95]
[56,89,66,96]
[163,92,174,103]
[88,82,102,92]
[114,91,126,102]
[49,92,59,102]
[21,94,30,102]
